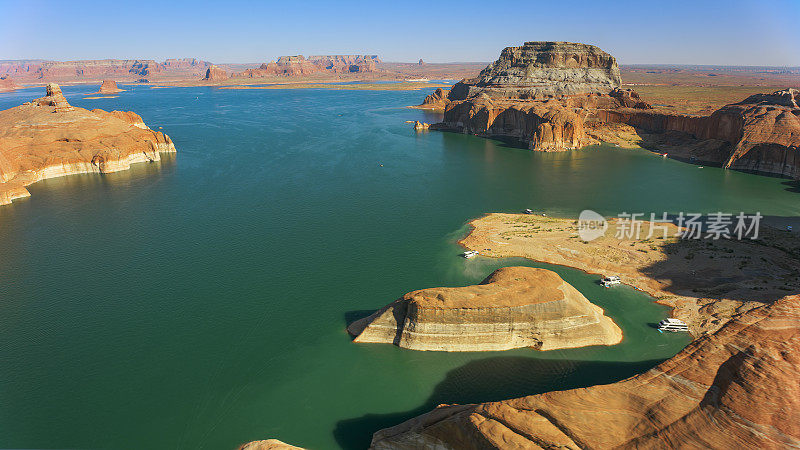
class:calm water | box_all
[0,85,798,449]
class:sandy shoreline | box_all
[459,213,800,335]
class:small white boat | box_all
[657,318,689,332]
[600,276,621,287]
[788,225,793,232]
[523,209,534,214]
[462,250,479,258]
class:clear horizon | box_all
[1,0,799,66]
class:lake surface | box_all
[0,84,798,449]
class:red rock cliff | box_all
[371,294,800,449]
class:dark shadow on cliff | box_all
[344,310,374,325]
[638,217,800,307]
[332,356,666,449]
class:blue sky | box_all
[1,0,798,65]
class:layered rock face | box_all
[438,96,590,151]
[348,267,622,352]
[0,74,18,92]
[371,294,800,449]
[234,55,381,78]
[451,41,621,100]
[203,65,228,81]
[0,84,176,205]
[597,88,800,178]
[425,42,636,151]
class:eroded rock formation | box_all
[87,79,125,96]
[0,84,176,205]
[348,267,622,352]
[423,41,639,151]
[596,88,800,178]
[370,294,800,449]
[450,41,621,100]
[203,65,228,81]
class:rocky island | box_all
[370,294,800,449]
[0,83,175,205]
[348,267,622,352]
[87,79,125,96]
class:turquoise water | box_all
[0,85,798,449]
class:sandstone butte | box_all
[203,64,228,81]
[0,74,19,92]
[416,41,800,178]
[87,79,125,95]
[369,294,800,449]
[348,267,622,352]
[0,83,175,206]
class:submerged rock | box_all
[370,294,800,449]
[348,267,622,352]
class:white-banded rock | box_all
[0,84,176,205]
[348,267,622,352]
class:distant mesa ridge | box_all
[233,54,381,78]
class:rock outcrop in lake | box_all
[422,41,645,151]
[203,64,228,81]
[348,267,622,352]
[370,294,800,449]
[87,79,125,95]
[0,84,176,205]
[418,42,799,177]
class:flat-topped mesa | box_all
[348,267,622,352]
[418,41,637,151]
[234,54,381,78]
[371,294,800,449]
[0,85,176,206]
[452,41,621,100]
[203,65,228,81]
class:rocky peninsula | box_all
[348,267,622,352]
[370,294,800,449]
[0,83,175,206]
[461,213,800,335]
[417,41,800,178]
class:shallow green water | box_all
[0,85,797,449]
